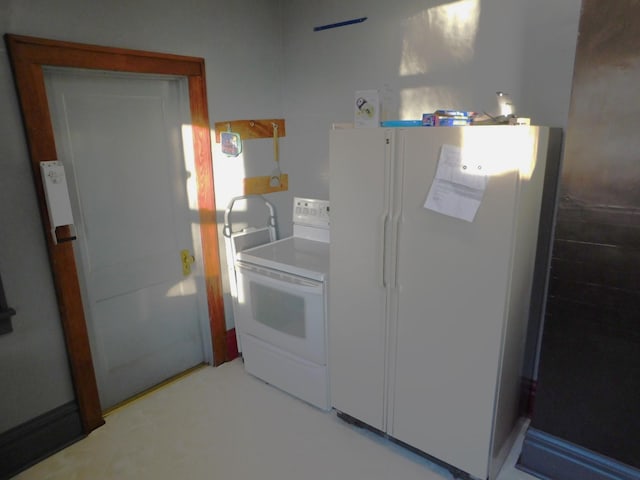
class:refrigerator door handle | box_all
[392,215,402,289]
[381,212,389,288]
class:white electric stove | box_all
[234,197,330,410]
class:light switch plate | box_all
[40,161,74,229]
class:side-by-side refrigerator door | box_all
[389,126,525,479]
[329,128,393,431]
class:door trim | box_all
[4,34,227,433]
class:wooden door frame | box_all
[4,34,227,434]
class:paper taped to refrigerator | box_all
[424,144,488,222]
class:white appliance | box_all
[235,197,330,410]
[329,126,561,480]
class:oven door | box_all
[235,261,326,365]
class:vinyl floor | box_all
[14,359,538,480]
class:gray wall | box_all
[0,49,75,431]
[1,0,582,434]
[279,0,581,201]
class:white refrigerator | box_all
[329,125,561,480]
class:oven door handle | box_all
[236,262,324,294]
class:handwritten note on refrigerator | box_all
[424,144,488,222]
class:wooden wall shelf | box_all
[243,174,288,195]
[214,119,286,143]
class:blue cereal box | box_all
[422,113,471,127]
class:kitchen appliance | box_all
[329,126,561,480]
[234,197,330,410]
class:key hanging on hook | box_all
[269,122,282,187]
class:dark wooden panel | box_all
[534,299,640,466]
[553,202,640,248]
[551,239,640,268]
[530,0,640,473]
[549,278,639,318]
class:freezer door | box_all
[329,128,393,431]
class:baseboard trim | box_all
[0,402,84,480]
[517,427,640,480]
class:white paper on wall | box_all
[424,144,488,222]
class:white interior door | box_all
[44,68,212,409]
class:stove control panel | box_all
[293,197,330,228]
